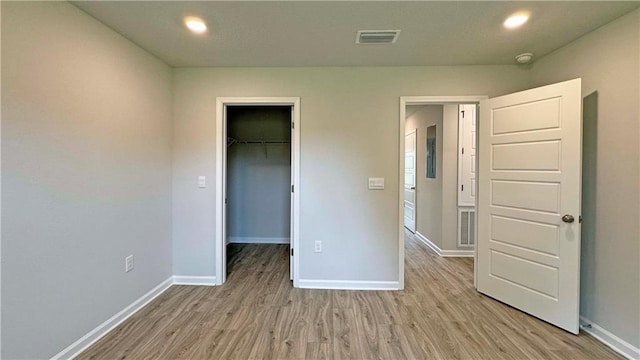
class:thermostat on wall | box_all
[368,177,384,190]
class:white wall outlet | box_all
[314,240,322,253]
[368,177,384,190]
[198,176,206,188]
[125,255,134,272]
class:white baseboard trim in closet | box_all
[227,237,290,244]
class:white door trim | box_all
[398,96,487,289]
[215,97,301,286]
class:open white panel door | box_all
[290,109,294,280]
[478,78,582,334]
[404,131,417,232]
[220,104,229,285]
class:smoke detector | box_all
[356,30,401,44]
[515,52,534,64]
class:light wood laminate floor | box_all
[78,233,622,359]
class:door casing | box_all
[215,97,301,286]
[398,96,487,289]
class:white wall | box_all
[227,106,291,242]
[531,9,640,349]
[405,105,444,247]
[441,104,469,252]
[1,2,173,358]
[172,66,530,281]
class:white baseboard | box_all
[415,231,474,257]
[227,237,290,244]
[415,231,442,254]
[297,279,401,290]
[51,276,173,360]
[172,275,218,286]
[441,249,475,257]
[580,316,640,360]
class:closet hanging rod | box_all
[227,137,289,147]
[236,140,289,144]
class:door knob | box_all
[562,214,575,223]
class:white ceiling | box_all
[72,1,639,67]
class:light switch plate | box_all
[198,176,206,188]
[368,177,384,190]
[125,255,134,273]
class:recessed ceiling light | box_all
[184,16,207,34]
[504,12,530,29]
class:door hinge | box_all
[291,122,294,129]
[291,185,294,193]
[579,216,583,223]
[462,147,465,155]
[290,248,294,256]
[461,185,464,191]
[461,110,465,118]
[225,198,228,204]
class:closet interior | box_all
[225,105,292,275]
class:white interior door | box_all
[290,109,294,280]
[404,131,417,232]
[458,104,477,207]
[478,78,582,334]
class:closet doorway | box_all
[215,98,301,286]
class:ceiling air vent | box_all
[356,30,401,44]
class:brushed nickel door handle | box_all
[562,214,575,223]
